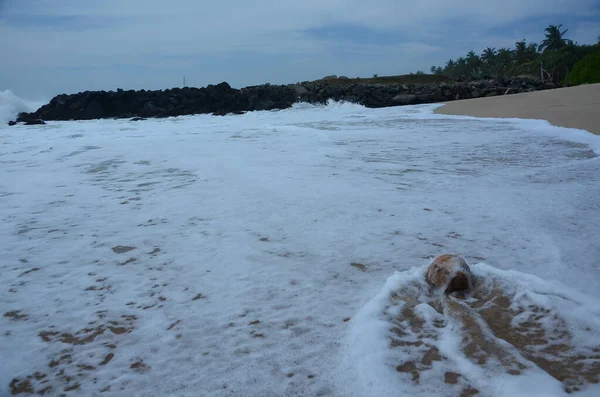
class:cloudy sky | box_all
[1,0,599,99]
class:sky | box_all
[0,0,599,99]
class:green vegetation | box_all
[566,52,600,85]
[429,24,600,85]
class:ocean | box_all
[1,95,599,396]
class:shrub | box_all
[566,52,600,85]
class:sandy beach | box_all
[435,83,600,134]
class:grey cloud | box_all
[1,0,598,97]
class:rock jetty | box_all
[13,76,556,124]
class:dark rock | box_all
[111,245,136,254]
[85,100,104,119]
[16,112,35,123]
[391,94,418,105]
[130,117,146,121]
[215,81,232,91]
[255,99,276,111]
[291,84,309,96]
[114,100,130,116]
[15,76,554,122]
[8,120,17,126]
[139,101,164,117]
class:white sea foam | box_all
[338,262,600,397]
[0,90,45,125]
[1,101,599,396]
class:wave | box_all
[288,99,367,112]
[338,262,600,397]
[426,106,600,156]
[0,90,45,126]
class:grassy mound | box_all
[566,52,600,85]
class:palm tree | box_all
[509,40,540,75]
[481,47,497,64]
[514,40,527,58]
[466,51,480,66]
[480,47,497,76]
[430,66,443,75]
[464,50,482,79]
[455,57,468,79]
[443,59,456,77]
[514,40,538,63]
[497,48,513,58]
[466,50,479,61]
[539,24,573,52]
[528,42,538,54]
[496,47,514,76]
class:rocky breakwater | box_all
[294,75,557,108]
[15,82,297,123]
[13,76,557,124]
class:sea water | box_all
[1,98,599,396]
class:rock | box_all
[255,99,276,111]
[111,245,136,254]
[292,84,309,96]
[85,100,104,119]
[52,94,68,114]
[416,94,435,103]
[14,76,551,122]
[392,94,418,105]
[16,112,35,123]
[24,119,46,125]
[140,101,164,117]
[130,117,146,121]
[7,120,17,126]
[425,254,474,294]
[215,81,232,91]
[444,372,461,384]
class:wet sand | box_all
[434,84,600,134]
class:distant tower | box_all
[183,76,186,87]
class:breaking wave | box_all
[0,90,45,126]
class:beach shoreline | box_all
[434,83,600,135]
